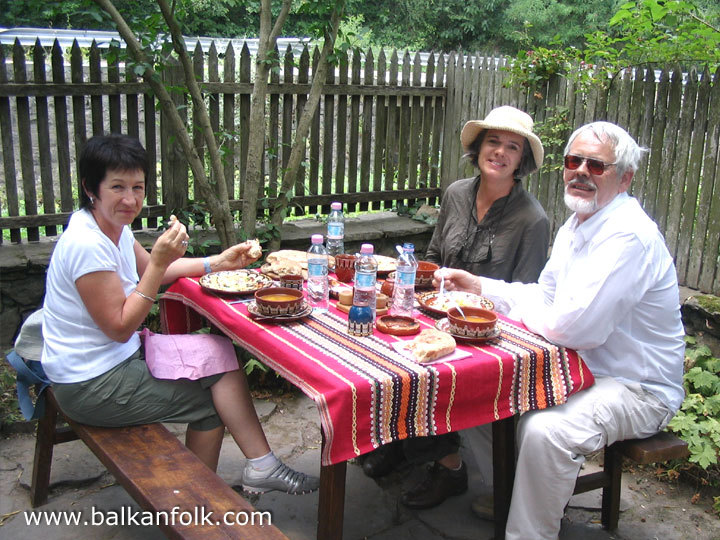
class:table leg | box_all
[492,416,516,539]
[317,434,347,540]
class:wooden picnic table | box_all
[160,276,594,539]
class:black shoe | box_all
[400,461,468,509]
[362,441,404,478]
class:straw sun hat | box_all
[460,106,544,173]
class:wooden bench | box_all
[573,431,690,530]
[31,389,289,540]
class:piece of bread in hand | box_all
[247,238,262,259]
[405,329,456,363]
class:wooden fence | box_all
[0,39,718,294]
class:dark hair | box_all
[79,134,148,209]
[463,129,537,178]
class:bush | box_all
[666,337,720,483]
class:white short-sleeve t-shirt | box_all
[42,209,141,383]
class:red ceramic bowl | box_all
[416,261,440,288]
[447,306,497,338]
[254,287,304,316]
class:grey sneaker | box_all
[242,461,320,495]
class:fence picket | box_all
[14,40,39,242]
[397,52,411,194]
[223,43,236,199]
[89,42,103,135]
[281,46,294,202]
[32,41,56,238]
[294,46,310,211]
[666,69,698,259]
[268,45,281,200]
[309,48,321,213]
[335,50,348,202]
[373,50,387,209]
[419,52,435,202]
[360,50,374,211]
[655,67,682,235]
[51,41,72,220]
[347,49,361,213]
[698,68,720,293]
[429,53,445,204]
[676,69,709,283]
[322,47,335,214]
[384,50,399,201]
[107,45,121,133]
[0,44,19,243]
[239,43,251,203]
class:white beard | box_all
[564,180,599,215]
[564,191,598,214]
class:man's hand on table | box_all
[432,268,483,296]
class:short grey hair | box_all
[464,130,538,178]
[564,122,648,177]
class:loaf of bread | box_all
[405,329,456,363]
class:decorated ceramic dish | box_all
[434,318,502,343]
[199,270,273,295]
[417,290,494,316]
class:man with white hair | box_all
[439,121,685,539]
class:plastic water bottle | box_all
[326,202,345,258]
[348,244,377,336]
[390,243,418,317]
[307,234,329,313]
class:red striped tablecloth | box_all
[161,277,594,466]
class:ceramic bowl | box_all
[254,287,304,316]
[416,261,440,288]
[447,306,497,338]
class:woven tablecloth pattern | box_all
[161,277,594,465]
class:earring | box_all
[89,196,94,205]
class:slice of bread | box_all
[406,329,456,363]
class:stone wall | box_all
[0,212,436,350]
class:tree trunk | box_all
[268,3,345,252]
[242,0,292,238]
[92,0,237,249]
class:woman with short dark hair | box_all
[42,133,318,495]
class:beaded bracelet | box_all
[203,257,212,274]
[134,289,155,303]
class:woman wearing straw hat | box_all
[361,106,550,510]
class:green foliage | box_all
[532,106,572,172]
[667,340,720,471]
[166,202,221,256]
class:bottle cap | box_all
[360,244,374,254]
[403,243,415,252]
[331,202,342,210]
[311,234,324,244]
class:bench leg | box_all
[30,393,58,507]
[601,444,622,530]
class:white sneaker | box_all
[242,461,319,495]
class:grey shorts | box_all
[52,348,223,431]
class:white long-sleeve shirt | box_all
[482,193,685,411]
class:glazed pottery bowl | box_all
[447,306,497,338]
[254,287,304,316]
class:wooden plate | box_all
[199,270,273,295]
[417,290,494,316]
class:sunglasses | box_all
[564,154,617,176]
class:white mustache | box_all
[567,178,597,190]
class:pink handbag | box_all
[139,328,239,380]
